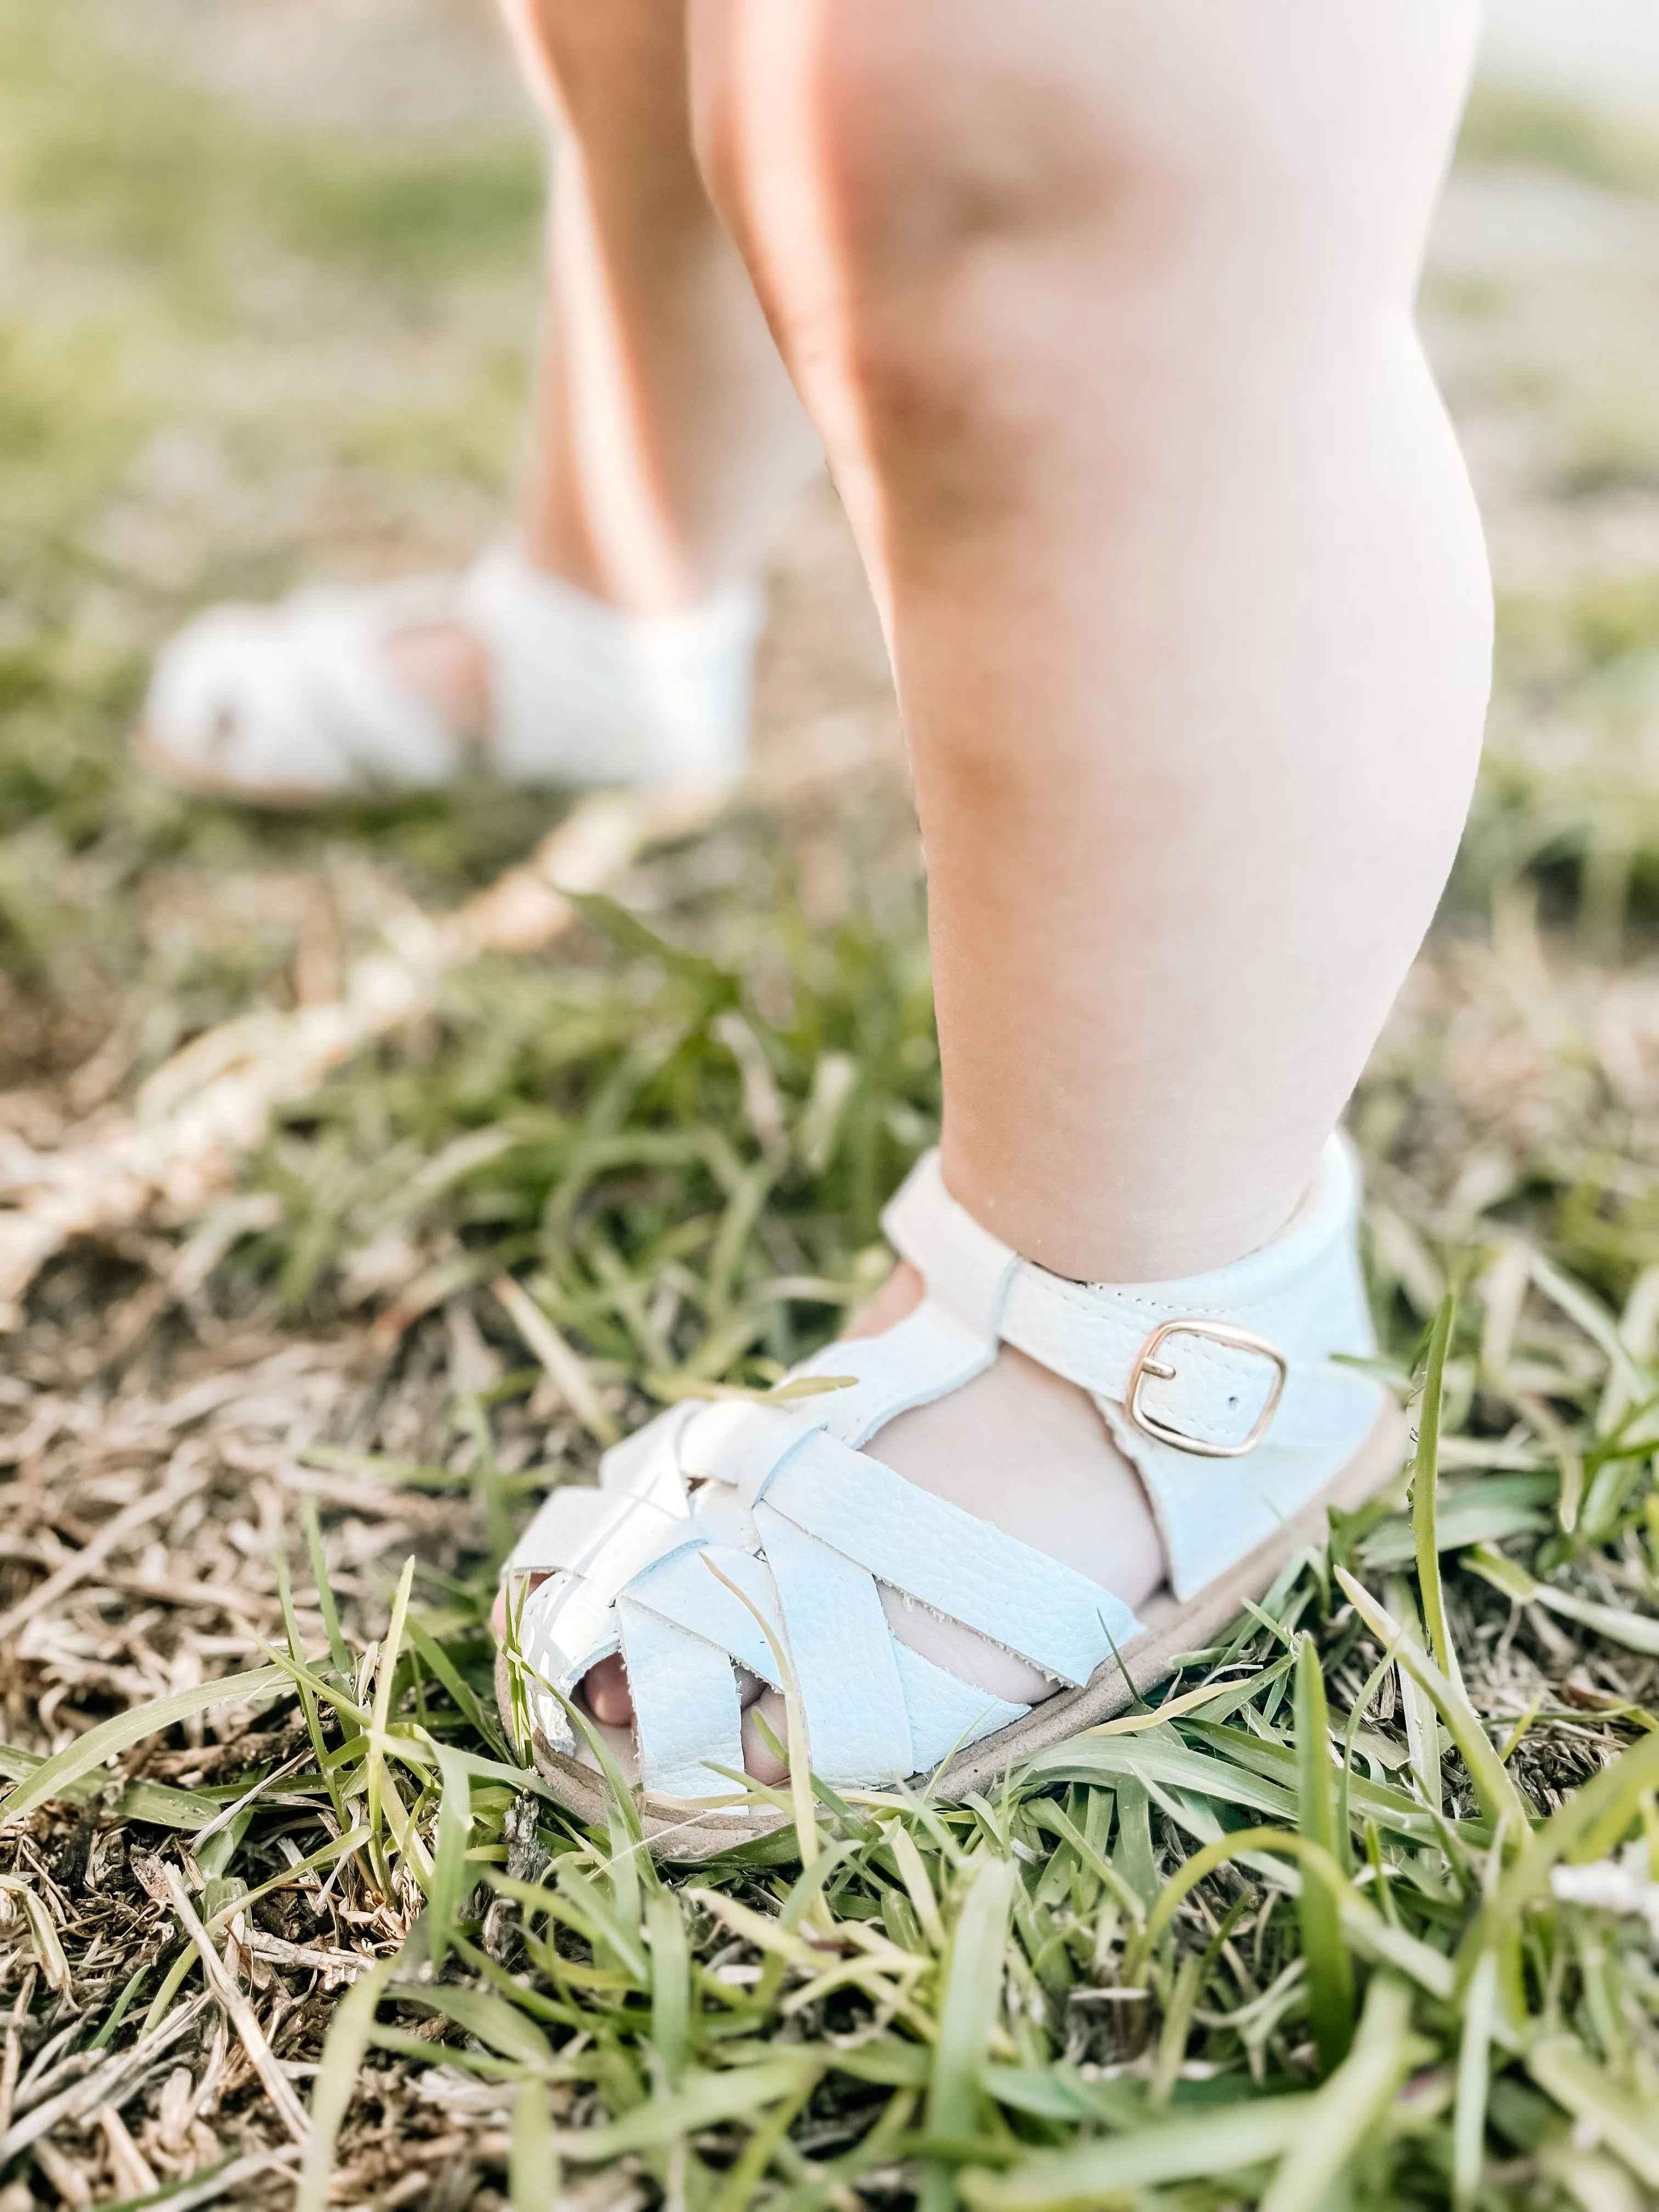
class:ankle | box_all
[518,507,747,619]
[937,1131,1328,1285]
[380,621,491,742]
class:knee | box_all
[695,1,1476,461]
[744,1,1472,281]
[692,1,1128,349]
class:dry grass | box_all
[4,5,1659,2208]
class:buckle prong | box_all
[1125,1318,1288,1459]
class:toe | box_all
[741,1689,791,1785]
[583,1652,636,1728]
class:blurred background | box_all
[0,0,1654,1331]
[1,0,1659,1560]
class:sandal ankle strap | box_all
[880,1135,1386,1599]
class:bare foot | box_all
[505,1262,1167,1786]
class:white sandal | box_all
[138,547,764,806]
[498,1133,1404,1859]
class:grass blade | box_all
[552,1864,650,1983]
[297,1948,403,2212]
[646,1889,691,2089]
[1411,1294,1464,1693]
[0,1667,285,1827]
[1295,1633,1355,2073]
[1385,1575,1443,1818]
[365,1556,416,1870]
[1111,1774,1159,1908]
[403,1613,511,1759]
[301,1493,352,1678]
[401,1983,552,2065]
[1258,1974,1417,2212]
[510,2080,559,2212]
[1453,1944,1499,2209]
[1334,1567,1531,1831]
[888,1820,946,1950]
[1464,1543,1659,1657]
[276,1547,350,1837]
[925,1855,1015,2187]
[1530,1254,1654,1408]
[0,1877,69,1992]
[1125,1824,1453,2000]
[0,1747,216,1833]
[493,1273,619,1449]
[1471,1722,1659,1950]
[1527,2038,1659,2188]
[961,2096,1314,2206]
[427,1742,475,1974]
[710,2072,820,2212]
[556,2058,817,2162]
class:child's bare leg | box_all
[386,0,819,727]
[579,1,1491,1776]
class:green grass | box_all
[18,853,1659,2207]
[16,1230,1659,2209]
[0,4,541,308]
[6,9,1659,2207]
[1459,82,1659,200]
[0,0,550,1049]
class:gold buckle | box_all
[1125,1319,1288,1458]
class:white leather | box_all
[753,1505,917,1784]
[143,549,761,801]
[507,1311,1066,1797]
[759,1432,1138,1685]
[615,1599,745,1801]
[503,1485,627,1577]
[145,580,464,795]
[505,1132,1383,1801]
[882,1136,1385,1600]
[879,1152,1017,1335]
[463,550,761,791]
[626,1543,784,1687]
[894,1644,1028,1771]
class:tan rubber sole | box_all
[133,724,362,811]
[497,1395,1408,1863]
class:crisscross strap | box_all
[506,1309,1121,1796]
[755,1431,1137,1686]
[143,580,467,796]
[615,1598,745,1802]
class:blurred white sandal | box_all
[137,546,765,806]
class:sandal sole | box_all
[495,1393,1408,1862]
[133,723,353,811]
[134,724,747,820]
